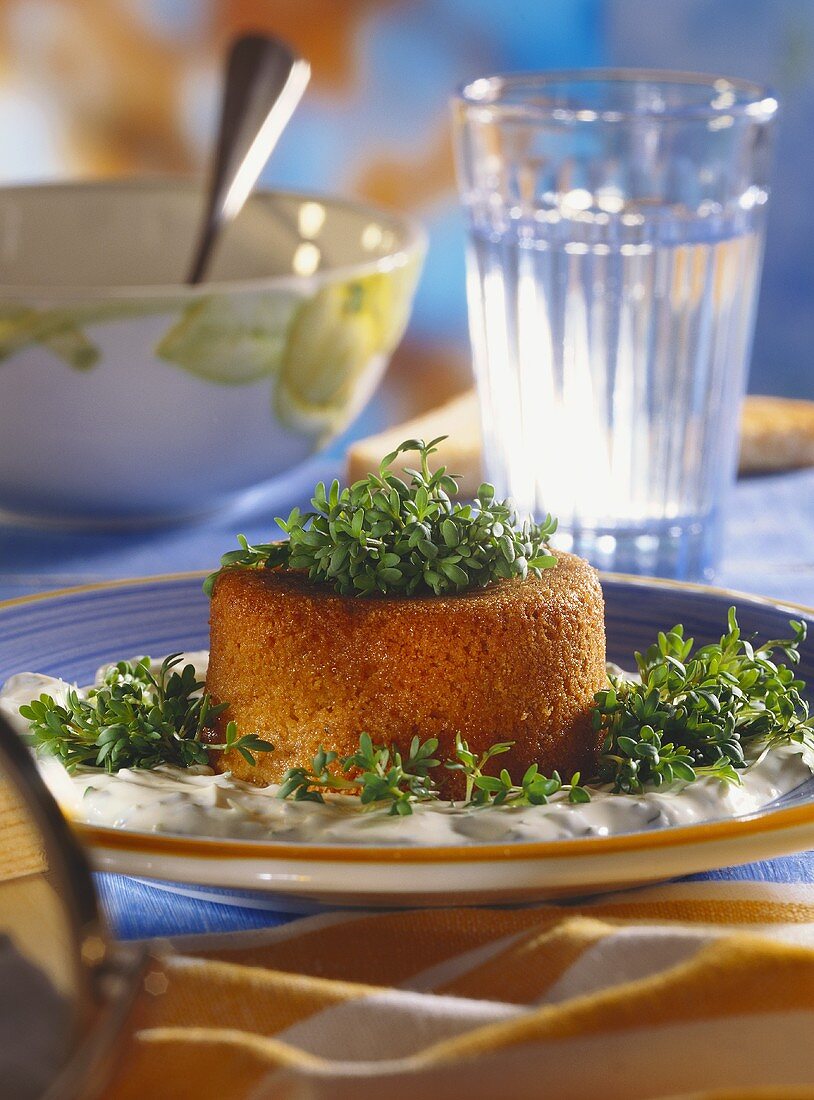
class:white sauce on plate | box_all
[2,653,813,846]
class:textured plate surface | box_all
[1,573,813,906]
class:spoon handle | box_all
[187,34,310,285]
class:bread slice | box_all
[347,389,483,494]
[739,395,814,474]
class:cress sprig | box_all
[594,608,814,794]
[204,436,558,598]
[446,734,591,805]
[277,733,441,816]
[277,731,590,815]
[20,654,273,773]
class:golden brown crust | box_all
[206,552,606,796]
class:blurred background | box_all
[0,0,809,414]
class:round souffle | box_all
[206,551,606,795]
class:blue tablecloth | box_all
[3,462,813,939]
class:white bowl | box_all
[0,180,425,523]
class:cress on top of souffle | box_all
[203,437,606,797]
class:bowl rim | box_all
[0,178,427,300]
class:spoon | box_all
[187,34,311,285]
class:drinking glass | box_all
[452,71,778,579]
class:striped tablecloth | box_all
[96,878,814,1099]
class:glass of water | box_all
[452,71,778,579]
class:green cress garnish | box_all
[19,608,814,802]
[204,436,558,598]
[276,608,814,810]
[277,734,442,816]
[21,655,273,773]
[277,732,589,816]
[594,609,814,794]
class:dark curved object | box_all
[187,33,310,284]
[0,713,145,1099]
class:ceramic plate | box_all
[1,573,813,907]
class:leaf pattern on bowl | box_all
[0,299,178,371]
[0,255,421,440]
[155,292,300,384]
[273,255,422,435]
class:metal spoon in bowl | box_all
[186,33,311,285]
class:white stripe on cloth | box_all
[270,988,521,1060]
[398,928,534,993]
[254,1011,814,1100]
[538,925,713,1004]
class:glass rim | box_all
[454,68,778,124]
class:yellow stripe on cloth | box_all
[193,906,559,984]
[138,955,386,1035]
[108,1028,323,1100]
[188,892,814,1000]
[97,882,814,1099]
[416,935,814,1062]
[583,896,814,925]
[435,915,613,1003]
